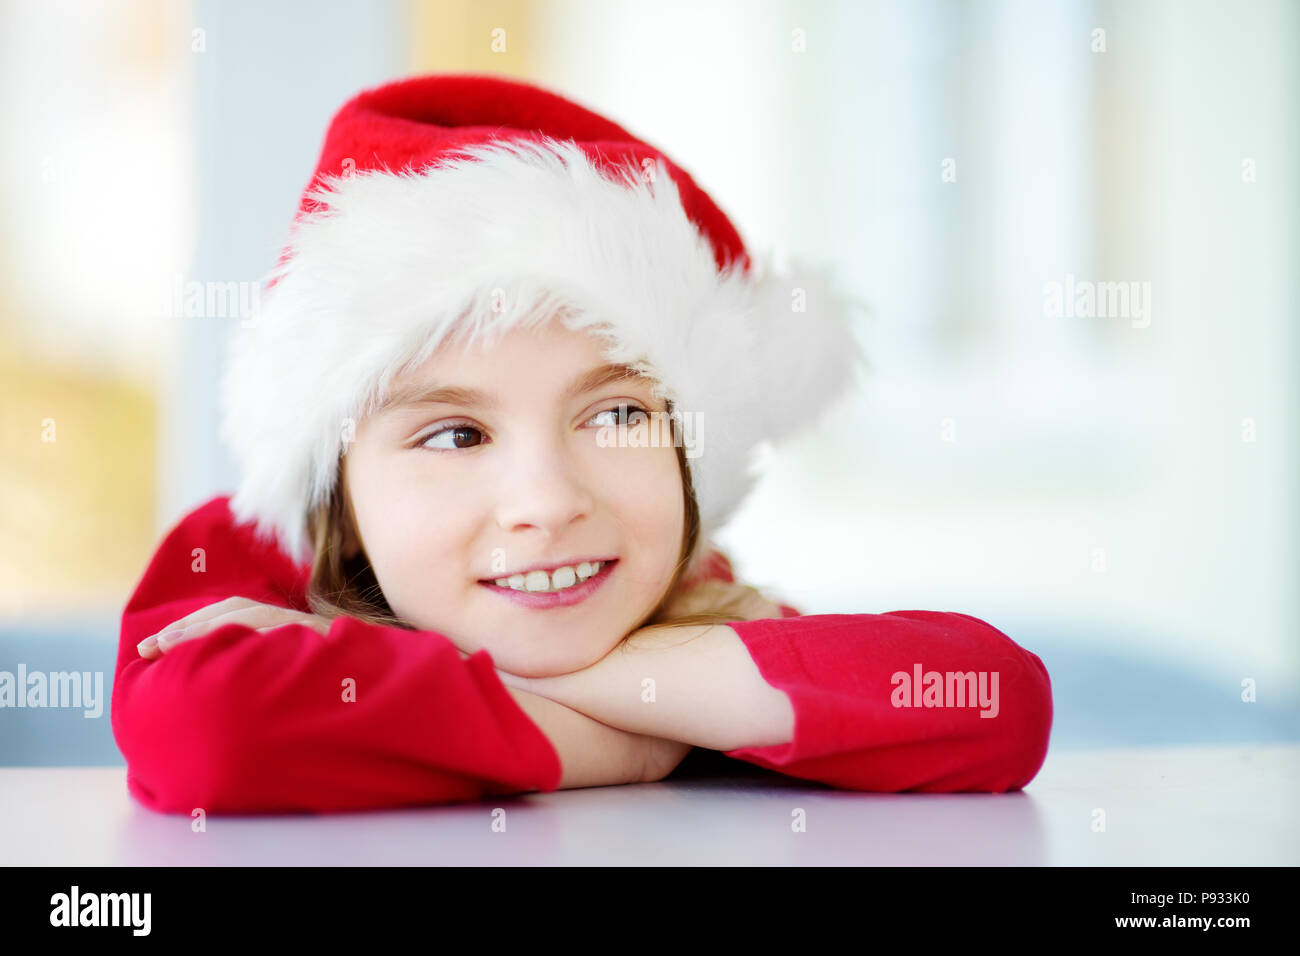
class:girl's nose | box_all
[492,451,597,537]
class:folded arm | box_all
[498,608,1054,793]
[495,622,796,752]
[113,496,686,814]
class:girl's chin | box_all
[489,639,618,678]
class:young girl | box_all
[114,73,1053,814]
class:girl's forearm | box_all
[504,685,689,789]
[505,624,795,752]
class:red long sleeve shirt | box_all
[112,495,1053,813]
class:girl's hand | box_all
[503,684,693,788]
[490,575,786,692]
[491,579,785,703]
[136,596,333,659]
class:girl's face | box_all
[340,316,685,677]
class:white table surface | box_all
[2,743,1296,866]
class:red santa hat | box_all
[219,72,867,576]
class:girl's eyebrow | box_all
[378,363,652,414]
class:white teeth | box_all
[493,561,605,593]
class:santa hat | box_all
[219,72,868,578]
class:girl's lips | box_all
[478,559,618,609]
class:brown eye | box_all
[420,424,486,451]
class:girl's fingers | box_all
[146,596,261,643]
[255,618,331,637]
[152,627,211,654]
[149,605,322,656]
[138,599,257,657]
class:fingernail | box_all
[137,636,158,652]
[155,629,183,645]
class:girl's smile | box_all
[478,558,620,609]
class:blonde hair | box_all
[305,399,757,632]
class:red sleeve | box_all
[112,495,562,815]
[719,609,1053,792]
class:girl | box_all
[114,73,1052,814]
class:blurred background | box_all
[2,0,1297,764]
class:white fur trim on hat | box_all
[219,137,868,575]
